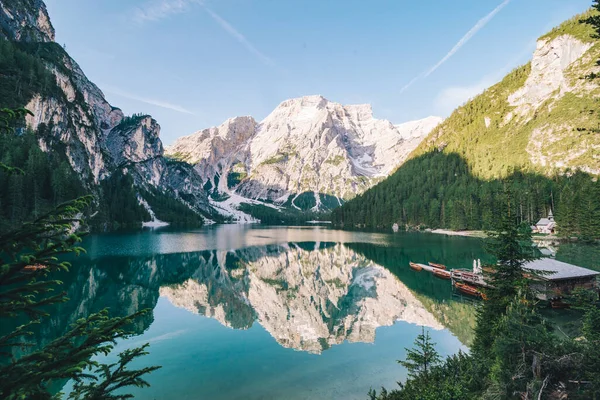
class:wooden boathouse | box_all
[523,259,599,300]
[450,259,599,301]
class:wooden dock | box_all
[451,269,491,288]
[411,262,491,288]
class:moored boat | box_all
[432,268,451,279]
[409,262,423,272]
[455,282,486,299]
[428,262,447,270]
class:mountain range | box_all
[0,0,441,226]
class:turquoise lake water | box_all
[14,225,597,399]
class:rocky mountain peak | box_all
[1,0,217,225]
[396,116,444,140]
[265,95,374,125]
[0,0,55,42]
[276,94,328,109]
[167,95,442,219]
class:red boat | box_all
[455,282,486,300]
[409,262,423,271]
[428,262,447,270]
[432,268,451,280]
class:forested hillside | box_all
[413,9,600,178]
[332,8,600,239]
[331,151,600,238]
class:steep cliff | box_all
[167,96,441,216]
[0,0,216,228]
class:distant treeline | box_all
[331,151,600,239]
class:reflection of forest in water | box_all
[6,233,597,358]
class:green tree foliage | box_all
[331,151,600,239]
[369,196,600,399]
[141,187,204,227]
[473,190,538,356]
[92,172,151,230]
[0,39,59,108]
[582,0,600,79]
[369,352,478,400]
[0,124,86,232]
[0,108,159,398]
[398,327,441,381]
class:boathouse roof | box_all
[524,259,599,281]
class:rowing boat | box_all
[432,268,451,279]
[455,282,485,299]
[409,262,422,272]
[428,262,447,270]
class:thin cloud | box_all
[400,0,511,94]
[133,0,199,24]
[103,85,196,115]
[133,0,279,70]
[203,7,278,70]
[434,79,492,116]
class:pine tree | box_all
[398,327,441,381]
[0,108,160,399]
[472,187,538,361]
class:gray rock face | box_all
[167,95,442,211]
[1,0,215,221]
[509,35,593,115]
[0,0,55,42]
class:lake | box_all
[15,225,600,399]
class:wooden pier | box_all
[451,269,490,288]
[410,259,599,302]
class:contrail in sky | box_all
[134,0,279,70]
[203,6,279,70]
[400,0,512,94]
[103,85,196,115]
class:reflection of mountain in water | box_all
[160,243,442,353]
[5,241,448,358]
[344,242,486,345]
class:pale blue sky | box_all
[44,0,592,144]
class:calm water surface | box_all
[22,226,598,399]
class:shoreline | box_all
[427,229,580,243]
[426,229,487,239]
[428,229,487,238]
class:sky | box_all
[44,0,592,145]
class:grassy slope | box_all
[412,9,600,179]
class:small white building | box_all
[533,210,556,234]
